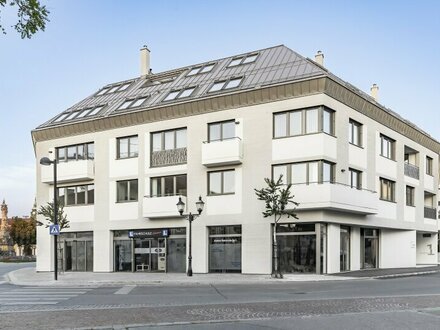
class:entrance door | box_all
[134,238,166,272]
[134,239,150,272]
[362,229,379,269]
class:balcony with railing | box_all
[424,207,437,219]
[202,137,243,167]
[404,146,419,180]
[143,195,186,218]
[404,163,419,180]
[150,148,187,167]
[41,160,94,184]
[286,182,378,215]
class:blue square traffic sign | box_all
[49,224,60,235]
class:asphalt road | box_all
[1,263,440,329]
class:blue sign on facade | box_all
[128,229,169,239]
[49,224,60,236]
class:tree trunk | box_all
[273,220,281,278]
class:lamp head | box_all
[176,196,185,216]
[40,157,53,166]
[196,196,205,215]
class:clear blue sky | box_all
[0,0,439,216]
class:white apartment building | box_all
[32,45,440,274]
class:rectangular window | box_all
[117,136,138,159]
[150,175,187,197]
[56,143,94,163]
[380,134,395,160]
[406,186,415,206]
[349,119,362,146]
[163,87,196,101]
[116,179,138,202]
[426,156,433,175]
[273,106,334,138]
[227,53,258,67]
[273,161,334,185]
[187,63,216,76]
[58,184,94,206]
[208,77,243,93]
[208,170,235,195]
[349,168,362,189]
[208,120,235,142]
[151,128,187,152]
[380,178,395,202]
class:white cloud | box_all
[0,164,35,217]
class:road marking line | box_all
[114,285,136,295]
[0,297,70,300]
[3,302,58,305]
[1,291,87,295]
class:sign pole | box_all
[53,160,58,281]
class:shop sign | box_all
[212,238,238,244]
[128,229,170,238]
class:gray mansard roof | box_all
[34,45,438,152]
[37,45,327,128]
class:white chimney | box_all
[315,50,324,66]
[140,46,151,76]
[370,84,379,101]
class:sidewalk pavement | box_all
[5,265,440,287]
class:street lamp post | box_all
[40,156,58,281]
[176,196,205,277]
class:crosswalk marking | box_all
[0,286,96,307]
[114,285,136,295]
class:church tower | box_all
[0,199,8,241]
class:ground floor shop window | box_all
[113,228,186,273]
[58,232,93,272]
[340,226,350,271]
[276,223,327,274]
[209,225,242,273]
[277,224,316,273]
[361,228,379,269]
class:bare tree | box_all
[255,175,298,278]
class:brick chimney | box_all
[140,45,151,76]
[315,50,324,66]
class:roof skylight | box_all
[52,105,105,123]
[208,77,243,93]
[116,97,149,110]
[227,53,259,67]
[187,63,216,76]
[163,87,197,101]
[96,82,132,96]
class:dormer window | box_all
[187,63,216,76]
[227,53,259,67]
[208,77,243,93]
[117,97,148,110]
[163,87,196,101]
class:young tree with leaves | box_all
[255,175,299,278]
[0,0,49,38]
[37,201,69,230]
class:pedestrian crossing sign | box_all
[49,224,60,235]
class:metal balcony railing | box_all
[404,163,419,180]
[424,207,437,219]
